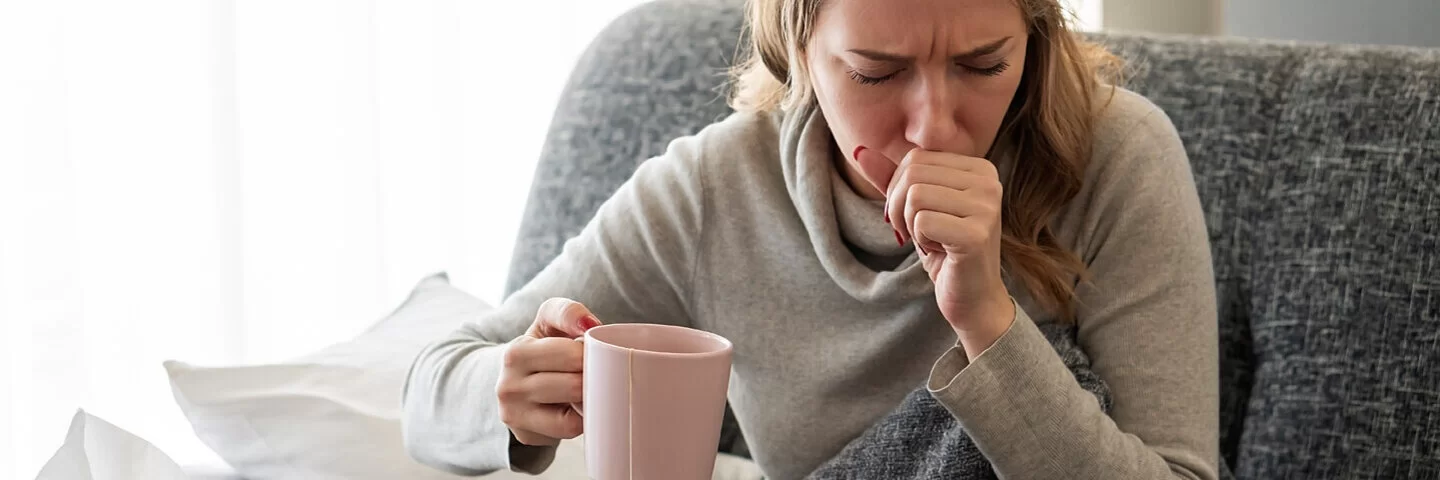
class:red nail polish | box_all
[852,145,866,160]
[884,210,890,224]
[894,229,904,246]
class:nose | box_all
[903,73,959,151]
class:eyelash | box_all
[848,70,899,85]
[969,61,1010,77]
[847,61,1011,85]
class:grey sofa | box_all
[504,1,1440,478]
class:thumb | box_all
[530,298,603,339]
[853,146,898,197]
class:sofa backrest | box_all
[505,1,1440,478]
[1096,34,1440,479]
[505,0,747,296]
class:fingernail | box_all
[894,229,904,246]
[581,315,601,329]
[852,145,866,160]
[883,210,890,224]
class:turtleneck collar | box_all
[776,102,935,304]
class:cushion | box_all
[36,409,188,480]
[164,273,587,479]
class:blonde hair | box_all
[730,0,1123,323]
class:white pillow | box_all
[164,273,587,480]
[35,409,188,480]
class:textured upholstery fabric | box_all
[1095,35,1440,479]
[1241,49,1438,479]
[804,321,1112,480]
[504,1,1440,477]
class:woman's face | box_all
[806,0,1029,198]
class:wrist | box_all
[955,295,1016,361]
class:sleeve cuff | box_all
[926,298,1025,393]
[507,434,559,474]
[925,301,1070,413]
[403,341,559,475]
[923,303,1110,475]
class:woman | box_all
[401,0,1219,478]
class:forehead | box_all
[814,0,1027,50]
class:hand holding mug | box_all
[497,297,602,447]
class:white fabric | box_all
[33,408,750,480]
[34,410,187,480]
[164,273,520,479]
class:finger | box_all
[506,337,586,374]
[903,183,995,254]
[889,150,1000,197]
[901,180,996,224]
[853,146,898,197]
[500,401,563,446]
[920,249,944,282]
[889,148,926,198]
[913,210,992,256]
[891,164,992,193]
[903,151,1000,178]
[888,154,1001,245]
[522,372,584,404]
[885,148,937,244]
[884,163,965,244]
[530,298,602,339]
[520,403,584,440]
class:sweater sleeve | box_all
[925,105,1220,479]
[399,125,714,475]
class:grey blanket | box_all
[805,322,1112,479]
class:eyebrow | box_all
[847,36,1013,63]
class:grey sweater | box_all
[401,88,1220,480]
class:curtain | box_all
[1068,0,1103,31]
[0,0,648,477]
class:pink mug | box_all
[580,323,734,480]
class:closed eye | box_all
[847,68,903,85]
[963,61,1010,77]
